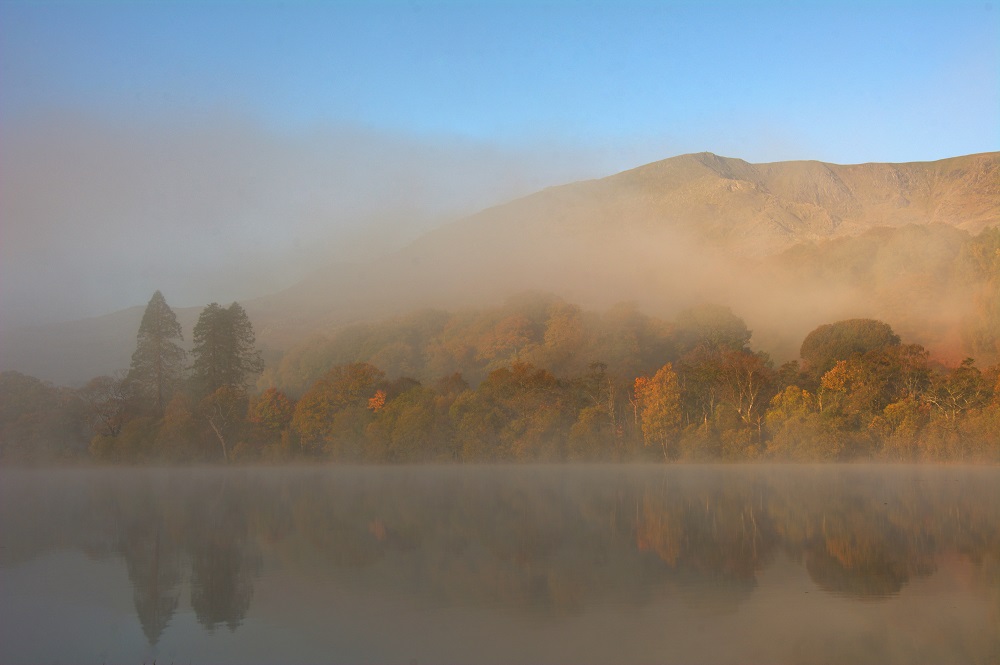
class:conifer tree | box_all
[128,291,186,414]
[190,302,263,396]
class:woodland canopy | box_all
[1,291,997,465]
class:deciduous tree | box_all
[634,364,682,460]
[800,319,900,387]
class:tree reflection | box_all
[121,512,182,644]
[635,473,775,612]
[187,482,261,631]
[1,466,999,647]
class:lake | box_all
[1,465,998,664]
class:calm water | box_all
[1,465,998,664]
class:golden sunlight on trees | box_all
[634,364,682,460]
[249,388,295,432]
[960,228,1000,365]
[3,293,998,465]
[568,362,625,461]
[800,319,900,388]
[451,362,573,461]
[367,390,387,413]
[764,386,843,461]
[291,362,385,457]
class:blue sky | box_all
[4,0,997,164]
[0,0,998,327]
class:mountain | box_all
[250,151,999,347]
[3,151,998,385]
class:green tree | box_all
[128,291,186,414]
[191,302,264,397]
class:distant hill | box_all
[0,306,203,387]
[4,151,998,385]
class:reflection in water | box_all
[121,506,181,644]
[1,465,999,664]
[187,484,260,632]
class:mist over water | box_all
[2,465,998,664]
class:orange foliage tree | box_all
[634,364,682,460]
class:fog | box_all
[3,127,995,384]
[0,111,611,329]
[248,150,996,365]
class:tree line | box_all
[1,292,997,464]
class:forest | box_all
[1,283,998,465]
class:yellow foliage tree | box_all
[634,364,682,460]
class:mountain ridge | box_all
[3,150,998,385]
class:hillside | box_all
[3,151,998,385]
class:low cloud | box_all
[0,110,605,329]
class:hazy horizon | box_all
[1,1,998,330]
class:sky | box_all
[1,0,998,329]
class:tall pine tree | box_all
[128,291,186,414]
[190,302,263,397]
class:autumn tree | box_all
[451,362,573,461]
[568,362,626,460]
[799,319,900,387]
[634,363,682,460]
[596,302,673,380]
[764,386,845,461]
[249,388,295,433]
[128,291,186,414]
[81,371,162,462]
[364,385,443,462]
[475,314,538,368]
[0,371,88,462]
[924,358,992,428]
[80,371,134,439]
[190,302,264,397]
[713,350,778,454]
[291,362,385,457]
[673,304,751,356]
[155,394,199,461]
[199,385,249,463]
[959,228,1000,365]
[535,302,587,376]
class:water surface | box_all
[1,465,998,664]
